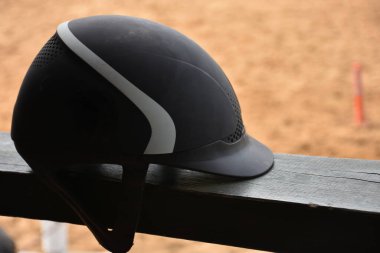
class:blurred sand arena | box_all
[0,0,380,252]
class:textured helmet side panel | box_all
[11,34,151,163]
[93,51,236,151]
[68,16,242,152]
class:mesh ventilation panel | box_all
[222,85,245,143]
[31,33,64,68]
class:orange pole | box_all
[352,63,365,126]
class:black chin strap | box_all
[31,162,149,253]
[111,162,149,253]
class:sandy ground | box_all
[1,0,380,252]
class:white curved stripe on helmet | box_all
[57,21,176,154]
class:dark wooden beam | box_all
[0,132,379,252]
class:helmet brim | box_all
[153,134,274,178]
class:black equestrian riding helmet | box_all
[11,15,274,253]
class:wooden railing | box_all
[0,132,379,252]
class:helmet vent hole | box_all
[31,33,65,68]
[220,85,244,143]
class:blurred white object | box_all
[41,221,67,253]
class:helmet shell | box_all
[12,15,244,163]
[10,15,273,253]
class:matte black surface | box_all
[0,133,379,253]
[12,33,151,162]
[12,15,273,176]
[10,16,274,253]
[149,134,274,178]
[69,15,239,151]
